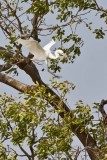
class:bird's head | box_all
[55,49,64,56]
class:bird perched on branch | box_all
[17,38,64,63]
[17,38,64,77]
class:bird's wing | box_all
[17,38,47,61]
[43,39,56,50]
[17,38,32,46]
[17,38,44,51]
[17,38,45,55]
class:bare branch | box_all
[2,14,19,31]
[0,73,31,92]
[93,0,101,10]
[4,0,23,34]
[31,14,40,41]
[99,99,107,123]
[18,144,31,160]
[17,59,43,84]
[15,0,20,12]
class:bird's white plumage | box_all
[17,38,64,62]
[17,38,46,61]
[43,39,56,50]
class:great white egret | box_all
[17,38,64,63]
[17,38,64,77]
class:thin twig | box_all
[18,144,31,160]
[4,0,23,34]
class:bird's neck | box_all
[45,50,51,57]
[54,50,59,58]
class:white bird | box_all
[17,38,64,63]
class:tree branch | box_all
[4,0,23,34]
[18,144,31,160]
[30,0,49,41]
[93,0,100,10]
[31,14,40,41]
[0,73,31,92]
[0,46,42,83]
[17,59,43,84]
[29,127,35,160]
[99,99,107,124]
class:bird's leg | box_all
[36,62,44,65]
[31,59,45,71]
[31,59,44,65]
